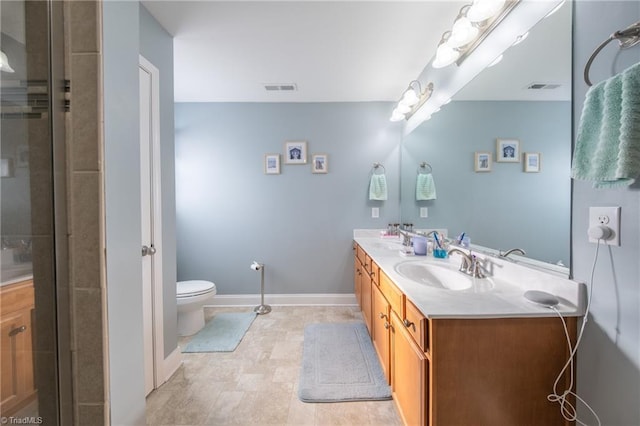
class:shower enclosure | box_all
[1,1,70,424]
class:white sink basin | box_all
[394,260,494,292]
[369,241,404,251]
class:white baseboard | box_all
[204,293,358,307]
[161,346,182,385]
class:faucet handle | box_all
[470,255,486,279]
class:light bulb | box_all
[399,89,420,107]
[395,103,411,114]
[432,43,460,68]
[390,109,405,122]
[0,51,15,73]
[448,17,479,48]
[467,0,506,22]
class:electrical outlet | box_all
[420,207,428,218]
[371,207,379,218]
[588,206,621,246]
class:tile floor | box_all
[146,306,402,425]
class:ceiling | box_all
[142,1,572,103]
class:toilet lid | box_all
[177,280,216,298]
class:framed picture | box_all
[284,140,307,164]
[264,153,280,174]
[524,152,541,173]
[312,154,328,173]
[496,138,520,162]
[474,152,492,172]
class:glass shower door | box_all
[1,1,67,424]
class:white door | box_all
[139,56,163,396]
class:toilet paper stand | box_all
[251,261,271,315]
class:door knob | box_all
[142,245,156,256]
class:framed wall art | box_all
[264,153,280,174]
[474,152,492,172]
[524,152,541,173]
[312,154,328,173]
[496,139,520,162]
[284,141,307,164]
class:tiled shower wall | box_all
[65,1,108,424]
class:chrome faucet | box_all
[448,248,486,279]
[500,248,526,258]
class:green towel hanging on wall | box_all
[571,62,640,188]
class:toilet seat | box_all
[177,280,216,298]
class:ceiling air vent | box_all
[526,83,562,90]
[264,83,297,92]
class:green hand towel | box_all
[416,173,436,200]
[369,174,388,200]
[571,62,640,188]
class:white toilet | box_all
[176,280,217,336]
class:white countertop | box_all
[1,262,34,287]
[354,230,586,319]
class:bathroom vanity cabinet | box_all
[353,242,577,426]
[353,244,378,333]
[0,279,37,416]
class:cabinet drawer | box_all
[379,271,404,317]
[404,299,428,353]
[0,281,34,316]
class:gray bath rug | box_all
[298,322,392,403]
[182,312,257,353]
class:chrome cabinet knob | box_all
[142,245,157,256]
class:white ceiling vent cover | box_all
[264,83,298,92]
[526,83,562,90]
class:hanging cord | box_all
[547,240,602,426]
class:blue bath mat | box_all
[182,312,257,353]
[298,322,392,402]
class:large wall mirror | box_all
[400,2,572,273]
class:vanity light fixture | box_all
[0,50,15,73]
[389,81,434,122]
[432,0,519,70]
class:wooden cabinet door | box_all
[372,284,391,384]
[353,255,362,308]
[0,307,35,415]
[391,311,427,426]
[361,269,373,333]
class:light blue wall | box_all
[573,3,640,425]
[139,4,178,360]
[175,102,401,295]
[102,2,146,424]
[401,101,571,264]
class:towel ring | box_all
[418,162,433,174]
[372,162,386,174]
[584,21,640,86]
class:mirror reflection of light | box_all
[175,143,216,214]
[513,31,529,46]
[487,54,503,67]
[544,0,566,19]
